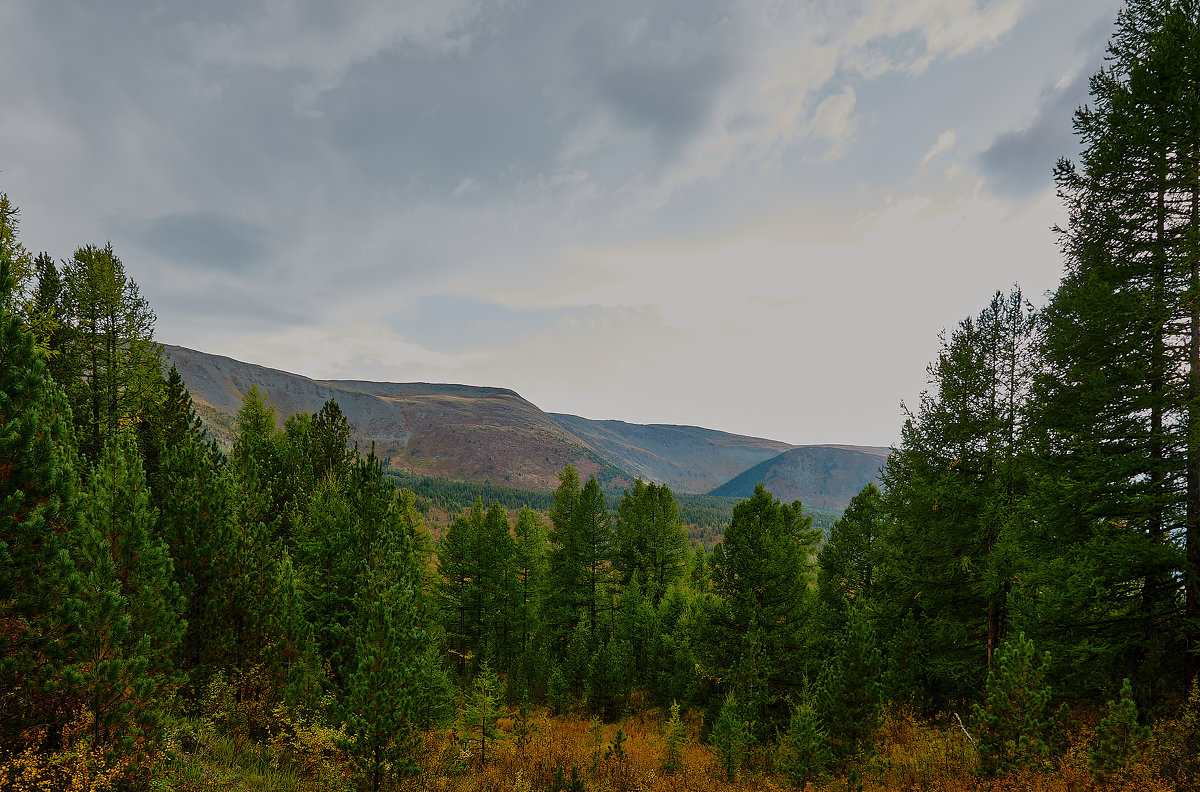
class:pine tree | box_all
[710,691,752,782]
[1088,678,1150,781]
[0,253,84,745]
[586,639,629,722]
[69,432,184,752]
[480,502,517,667]
[880,290,1035,703]
[157,429,237,693]
[311,398,353,483]
[816,601,882,766]
[513,506,547,653]
[971,632,1063,777]
[817,483,885,634]
[0,192,33,293]
[341,468,424,790]
[614,479,689,604]
[574,477,614,639]
[659,700,688,774]
[436,505,482,675]
[706,484,820,732]
[295,478,360,688]
[546,465,583,649]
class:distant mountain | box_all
[708,445,889,510]
[163,344,889,509]
[550,414,795,494]
[163,345,622,491]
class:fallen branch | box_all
[953,711,977,751]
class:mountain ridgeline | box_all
[163,343,886,510]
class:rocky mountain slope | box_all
[163,344,888,508]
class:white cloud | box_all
[921,129,958,166]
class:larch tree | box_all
[1030,0,1200,690]
[879,290,1036,703]
[60,243,162,464]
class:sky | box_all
[0,0,1126,447]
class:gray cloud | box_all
[397,294,644,354]
[977,70,1089,199]
[150,282,312,328]
[132,212,271,273]
[978,15,1113,200]
[0,0,1126,446]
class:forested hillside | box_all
[3,3,1200,792]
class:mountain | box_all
[708,445,890,510]
[549,414,795,494]
[163,344,889,509]
[162,345,620,491]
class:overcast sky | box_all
[1,0,1125,447]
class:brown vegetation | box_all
[128,701,1192,792]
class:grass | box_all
[140,702,1182,792]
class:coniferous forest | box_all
[4,2,1200,790]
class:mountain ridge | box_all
[162,343,888,508]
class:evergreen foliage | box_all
[880,289,1036,704]
[706,483,820,732]
[971,632,1063,777]
[1088,678,1150,781]
[613,478,689,604]
[659,699,687,774]
[778,701,832,790]
[816,601,882,765]
[341,454,424,790]
[0,254,84,745]
[59,243,162,464]
[1029,0,1200,691]
[69,432,184,753]
[709,691,752,782]
[459,662,507,767]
